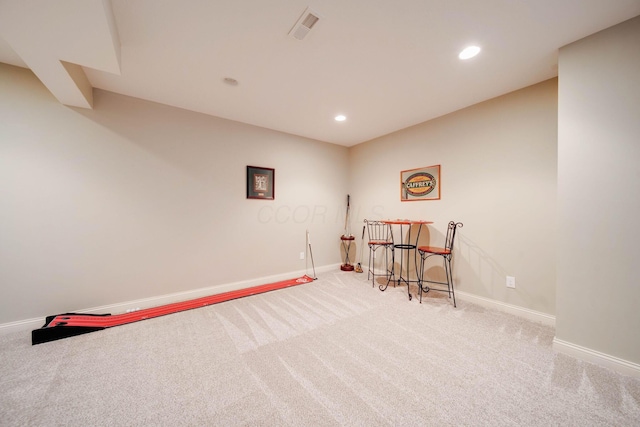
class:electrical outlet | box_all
[299,251,305,260]
[506,276,516,289]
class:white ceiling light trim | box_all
[459,45,481,60]
[335,115,346,122]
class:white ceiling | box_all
[1,0,639,146]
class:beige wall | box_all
[557,16,640,365]
[0,62,558,324]
[0,63,348,324]
[349,79,558,315]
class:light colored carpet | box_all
[1,270,639,426]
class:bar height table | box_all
[381,220,433,300]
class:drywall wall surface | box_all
[557,15,640,365]
[0,63,348,323]
[349,79,558,315]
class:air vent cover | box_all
[288,8,320,40]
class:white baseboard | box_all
[0,317,46,336]
[553,338,640,379]
[454,292,640,378]
[0,264,338,337]
[455,290,556,327]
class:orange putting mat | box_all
[32,275,315,345]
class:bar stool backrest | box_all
[365,220,393,245]
[444,221,463,252]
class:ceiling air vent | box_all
[288,8,320,40]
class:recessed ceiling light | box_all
[223,77,239,86]
[458,46,481,60]
[335,115,346,122]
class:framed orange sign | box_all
[400,165,440,201]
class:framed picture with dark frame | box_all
[400,164,441,201]
[246,166,275,200]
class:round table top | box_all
[381,219,433,225]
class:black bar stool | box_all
[364,220,395,289]
[417,221,463,306]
